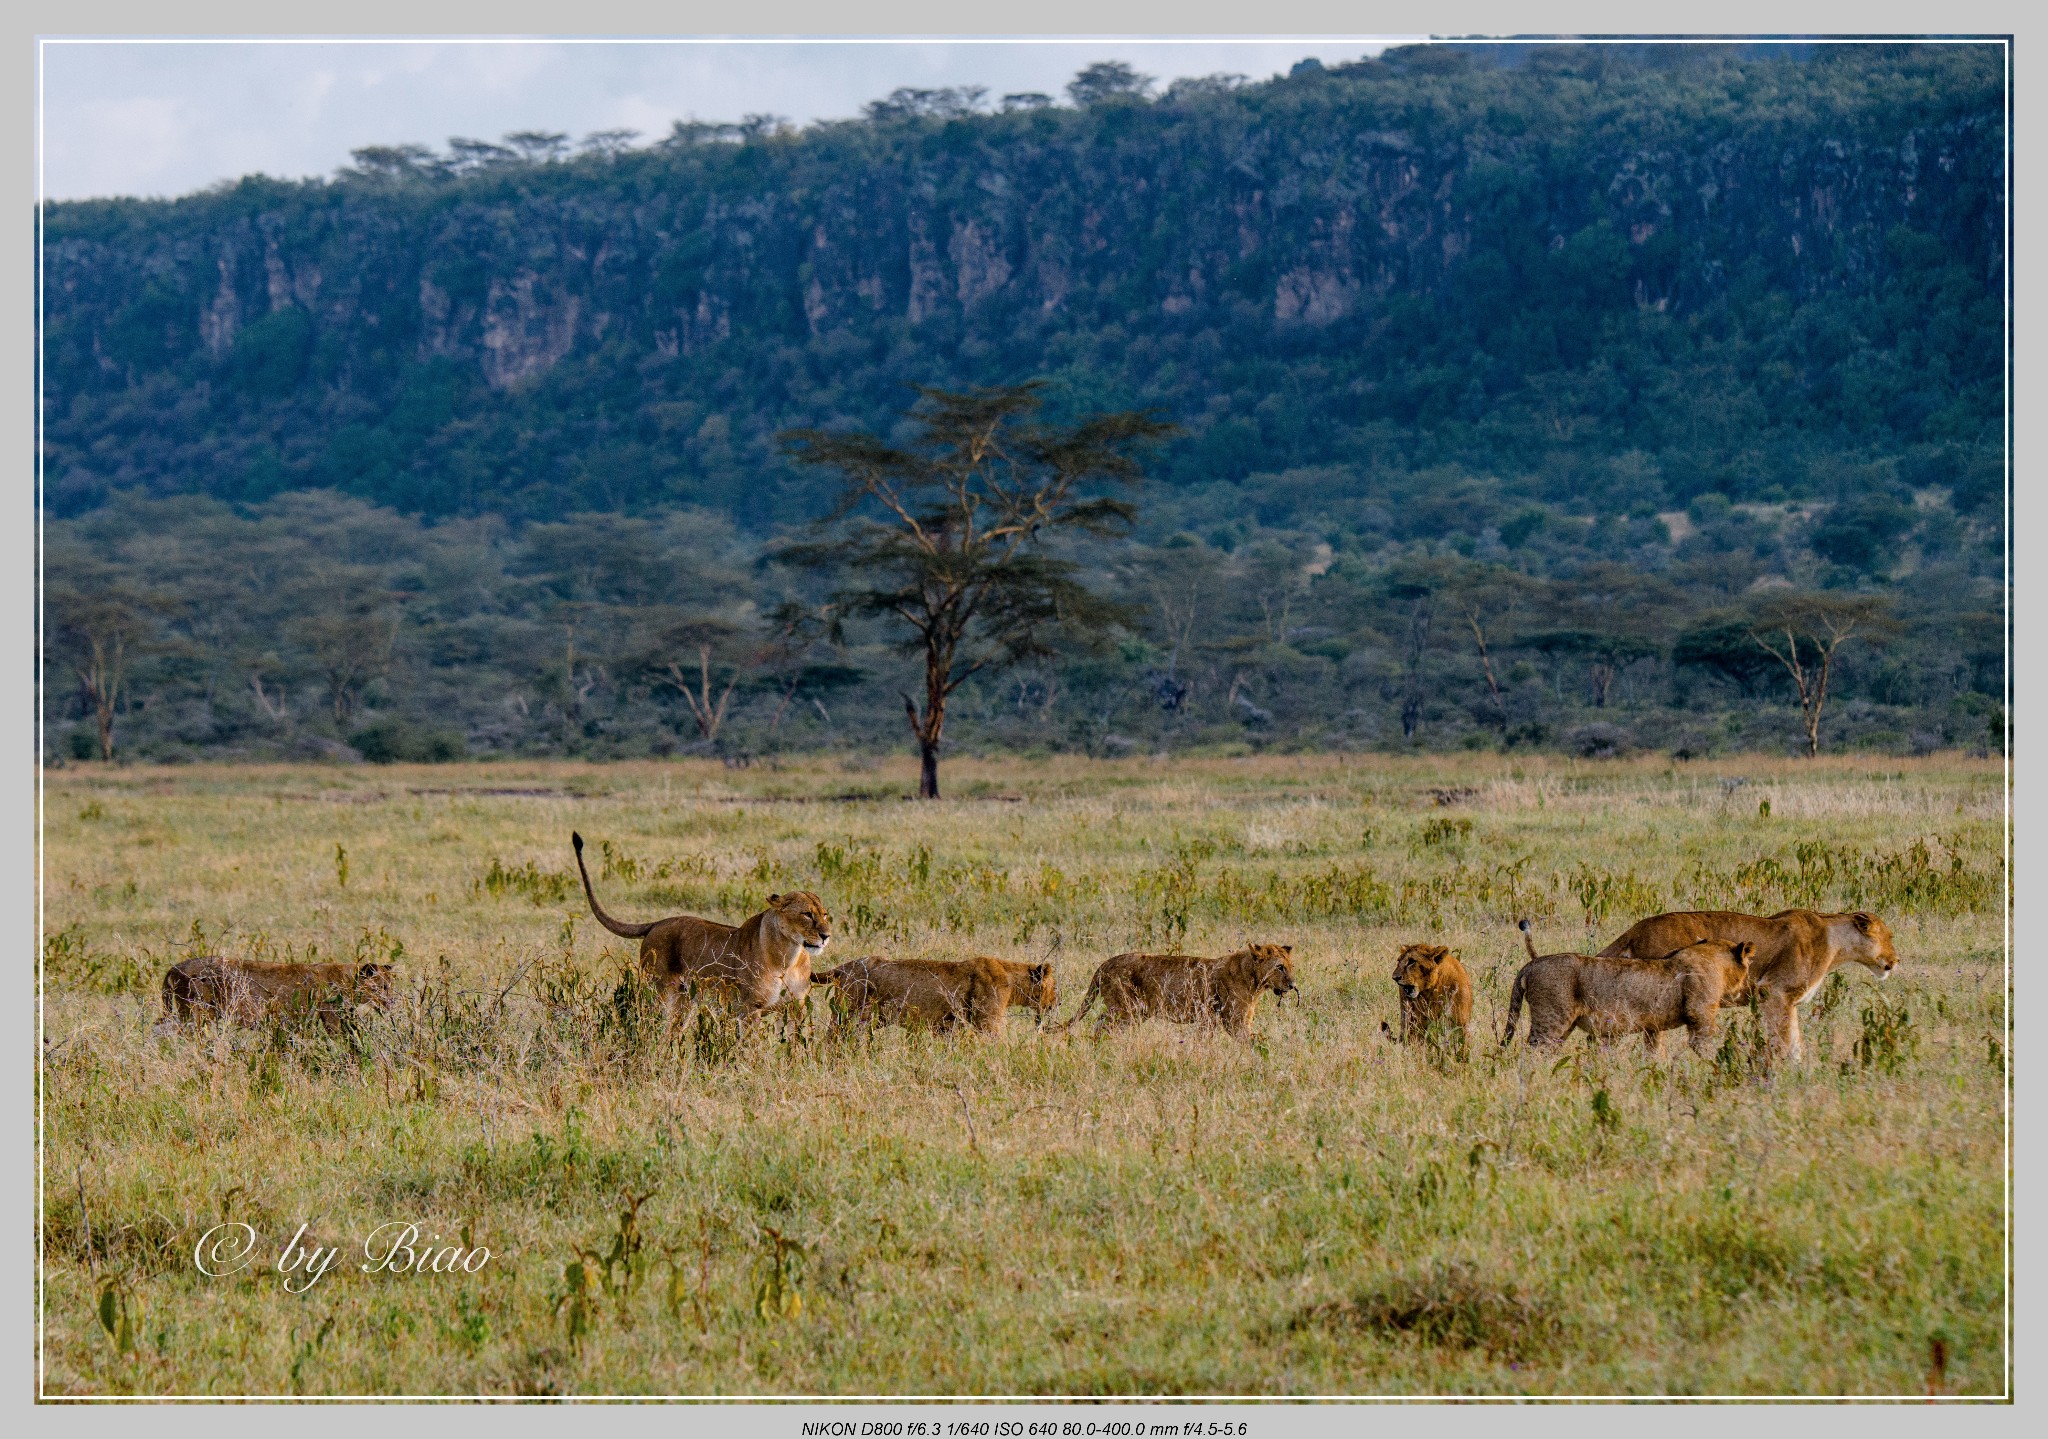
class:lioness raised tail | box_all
[572,831,831,1018]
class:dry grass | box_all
[38,752,2008,1397]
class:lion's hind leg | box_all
[1523,1010,1575,1049]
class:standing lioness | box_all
[1599,908,1897,1059]
[1503,920,1752,1056]
[1059,943,1296,1039]
[573,832,831,1020]
[161,956,397,1032]
[812,955,1056,1036]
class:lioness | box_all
[1598,908,1897,1059]
[1059,943,1296,1039]
[1383,943,1473,1057]
[812,955,1056,1036]
[1502,920,1752,1056]
[161,955,397,1032]
[573,831,830,1019]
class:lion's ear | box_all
[768,893,782,905]
[358,962,381,979]
[1283,944,1294,954]
[1851,912,1874,933]
[1732,941,1754,966]
[1029,964,1050,981]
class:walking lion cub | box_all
[1059,943,1296,1039]
[811,955,1056,1036]
[1383,943,1473,1057]
[1502,920,1752,1056]
[161,956,397,1032]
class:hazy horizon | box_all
[38,37,1403,203]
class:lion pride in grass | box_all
[573,832,831,1020]
[1059,943,1296,1039]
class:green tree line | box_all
[44,463,2002,767]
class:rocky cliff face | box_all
[40,44,2005,522]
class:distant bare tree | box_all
[1747,593,1897,757]
[285,574,398,727]
[648,614,751,745]
[47,577,173,761]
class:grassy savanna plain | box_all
[38,754,2007,1399]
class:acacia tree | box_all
[284,571,399,728]
[1120,539,1231,715]
[1746,592,1896,757]
[642,611,771,747]
[1376,557,1462,741]
[1443,562,1536,730]
[779,383,1174,798]
[757,602,863,733]
[47,577,171,761]
[1525,630,1665,708]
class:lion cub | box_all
[1501,920,1752,1056]
[161,955,397,1033]
[811,955,1056,1036]
[1059,943,1296,1039]
[1382,943,1473,1057]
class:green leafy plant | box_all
[1853,993,1920,1074]
[95,1277,140,1356]
[753,1225,806,1322]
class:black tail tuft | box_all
[572,831,584,853]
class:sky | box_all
[38,38,1408,203]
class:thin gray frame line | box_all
[32,30,2015,1408]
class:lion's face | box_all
[1709,939,1756,1001]
[1014,963,1058,1014]
[1392,943,1454,1000]
[766,891,833,956]
[1247,943,1296,996]
[1843,911,1898,978]
[354,963,397,1010]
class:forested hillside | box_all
[41,43,2007,766]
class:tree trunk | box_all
[1802,652,1832,758]
[1465,609,1507,729]
[1402,597,1431,741]
[1590,661,1614,708]
[76,635,124,762]
[903,691,944,799]
[1753,627,1832,759]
